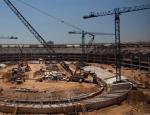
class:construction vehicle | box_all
[68,31,114,82]
[18,58,31,72]
[83,4,150,82]
[69,65,98,84]
[17,44,31,72]
[1,61,29,84]
[8,57,31,84]
[69,66,85,82]
[3,0,106,84]
[10,67,26,84]
[3,0,74,77]
[69,71,98,84]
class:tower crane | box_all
[69,31,93,65]
[0,36,18,39]
[68,31,114,66]
[3,0,73,76]
[68,31,114,83]
[17,44,23,61]
[83,4,150,83]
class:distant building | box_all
[47,41,54,45]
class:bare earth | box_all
[0,63,98,101]
[0,63,150,114]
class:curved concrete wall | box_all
[0,82,132,114]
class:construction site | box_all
[0,0,150,115]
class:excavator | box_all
[68,31,114,83]
[3,0,73,78]
[18,45,31,72]
[10,44,31,84]
[9,57,30,84]
[69,64,98,83]
[3,0,103,84]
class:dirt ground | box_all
[94,63,150,87]
[83,63,150,115]
[0,63,150,115]
[0,63,99,101]
[0,63,93,88]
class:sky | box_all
[0,0,150,44]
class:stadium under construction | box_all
[0,0,150,114]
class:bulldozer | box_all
[3,58,30,84]
[11,68,26,84]
[2,67,27,84]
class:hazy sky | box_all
[0,0,150,44]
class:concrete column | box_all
[148,56,150,73]
[130,54,133,69]
[139,56,141,71]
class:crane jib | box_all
[3,0,73,76]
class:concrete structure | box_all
[0,76,132,114]
[0,42,149,113]
[0,42,149,72]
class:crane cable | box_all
[16,0,83,31]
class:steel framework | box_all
[68,31,114,65]
[83,4,150,82]
[3,0,73,75]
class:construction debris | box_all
[0,64,6,68]
[15,88,38,93]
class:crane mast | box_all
[3,0,73,76]
[69,31,114,66]
[69,31,93,67]
[83,4,150,83]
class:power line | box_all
[16,0,83,31]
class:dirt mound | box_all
[127,90,145,106]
